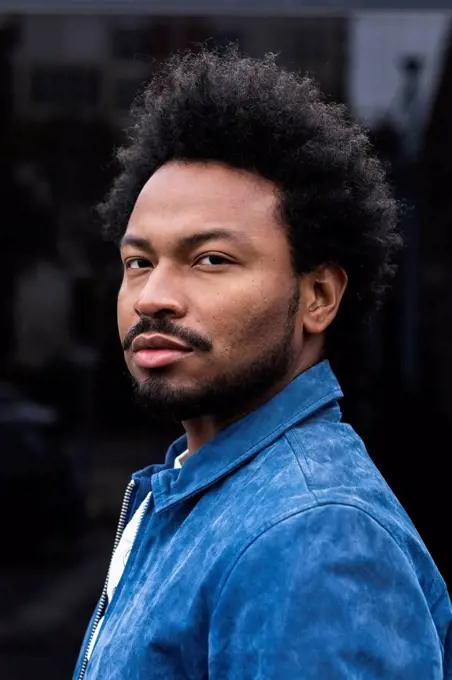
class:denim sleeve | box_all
[208,504,444,679]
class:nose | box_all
[134,264,186,320]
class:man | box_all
[74,48,451,679]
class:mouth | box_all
[133,347,193,369]
[131,333,193,370]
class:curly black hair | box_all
[99,47,402,386]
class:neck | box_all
[182,345,322,455]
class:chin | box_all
[131,377,240,422]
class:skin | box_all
[118,160,347,455]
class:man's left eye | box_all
[125,257,151,269]
[196,255,232,266]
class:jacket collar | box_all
[146,360,342,513]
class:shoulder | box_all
[230,423,446,610]
[245,415,386,516]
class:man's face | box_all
[118,161,305,421]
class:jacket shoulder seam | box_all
[213,502,432,617]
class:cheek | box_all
[206,283,290,354]
[117,287,135,340]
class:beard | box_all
[130,284,300,423]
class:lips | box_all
[131,334,193,369]
[131,333,192,353]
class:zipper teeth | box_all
[77,479,136,680]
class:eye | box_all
[125,257,151,270]
[196,254,233,267]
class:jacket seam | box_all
[283,429,319,503]
[212,500,442,648]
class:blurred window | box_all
[112,28,149,60]
[111,25,170,60]
[30,66,100,107]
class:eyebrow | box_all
[120,228,253,254]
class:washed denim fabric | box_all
[74,361,452,679]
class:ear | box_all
[300,265,348,335]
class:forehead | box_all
[126,161,282,242]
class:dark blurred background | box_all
[0,4,451,678]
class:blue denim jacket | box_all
[74,361,452,679]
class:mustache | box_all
[122,317,212,353]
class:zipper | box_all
[77,479,136,680]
